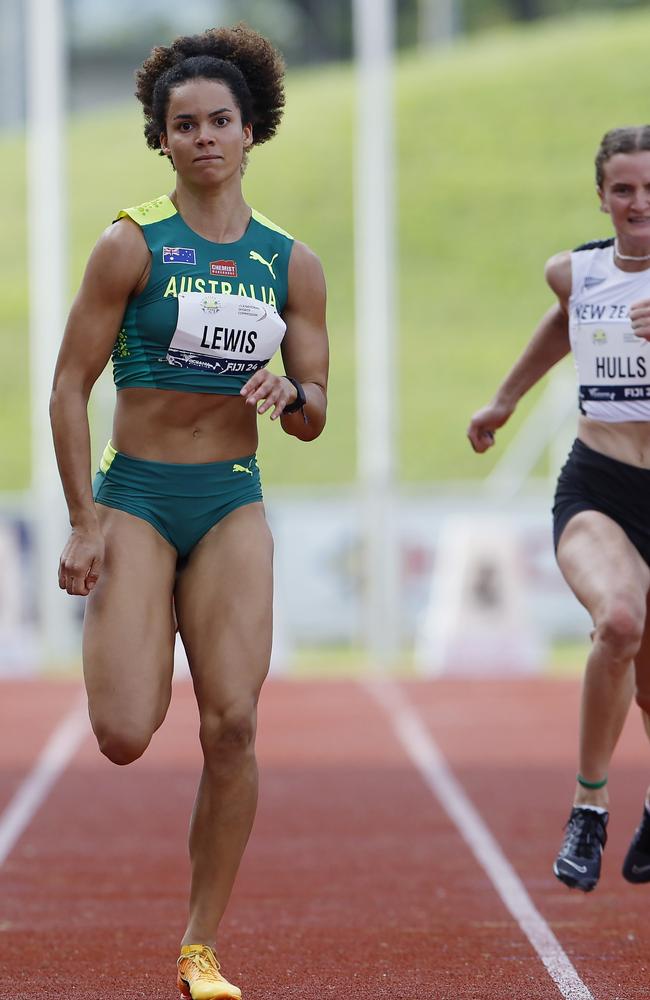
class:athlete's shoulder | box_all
[95,214,149,258]
[545,249,571,283]
[289,239,322,272]
[250,209,294,242]
[79,216,149,299]
[115,194,177,227]
[544,250,572,303]
[286,239,326,303]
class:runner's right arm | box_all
[467,252,572,454]
[50,219,149,594]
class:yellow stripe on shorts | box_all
[99,441,118,474]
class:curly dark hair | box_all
[135,23,285,155]
[595,126,650,188]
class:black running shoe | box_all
[553,806,608,892]
[622,804,650,883]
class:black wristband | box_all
[282,376,308,422]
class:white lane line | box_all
[0,693,90,867]
[365,679,595,1000]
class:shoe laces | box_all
[563,808,607,857]
[179,946,222,981]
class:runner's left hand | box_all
[240,371,298,420]
[630,299,650,340]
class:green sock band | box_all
[577,773,608,790]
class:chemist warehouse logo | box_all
[210,259,238,277]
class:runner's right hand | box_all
[58,526,105,596]
[466,401,514,453]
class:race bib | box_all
[166,292,286,376]
[573,315,650,403]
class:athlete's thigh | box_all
[557,510,650,621]
[83,505,178,733]
[174,502,273,708]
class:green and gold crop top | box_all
[112,195,294,394]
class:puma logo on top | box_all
[249,250,279,279]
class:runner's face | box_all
[161,78,253,183]
[599,151,650,246]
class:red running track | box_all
[1,676,650,1000]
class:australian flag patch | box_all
[163,246,196,265]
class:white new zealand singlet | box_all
[569,240,650,421]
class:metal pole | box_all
[352,0,399,664]
[0,0,23,128]
[26,0,77,665]
[418,0,460,47]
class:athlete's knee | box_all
[594,603,645,663]
[93,721,152,766]
[199,704,257,764]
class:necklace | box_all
[614,239,650,262]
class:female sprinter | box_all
[467,126,650,894]
[50,24,328,999]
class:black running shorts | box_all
[552,438,650,562]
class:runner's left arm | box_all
[240,241,329,441]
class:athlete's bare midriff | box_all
[578,414,650,468]
[112,386,259,463]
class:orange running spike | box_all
[177,944,242,1000]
